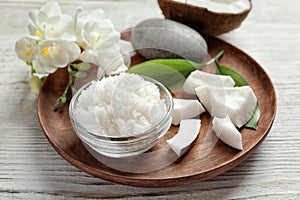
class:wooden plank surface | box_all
[0,0,299,199]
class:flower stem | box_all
[26,61,35,75]
[53,62,90,109]
[54,64,74,109]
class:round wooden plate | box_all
[37,34,276,188]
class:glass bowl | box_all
[69,75,173,158]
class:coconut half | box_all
[158,0,252,35]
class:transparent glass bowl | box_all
[69,76,173,158]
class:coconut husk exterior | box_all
[158,0,252,36]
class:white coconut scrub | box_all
[73,73,168,137]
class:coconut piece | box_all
[167,119,201,157]
[158,0,252,35]
[172,98,205,126]
[183,70,235,94]
[195,85,257,128]
[212,115,243,150]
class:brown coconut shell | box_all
[158,0,252,36]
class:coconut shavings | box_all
[74,73,167,137]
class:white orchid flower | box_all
[15,37,38,62]
[34,40,81,74]
[81,20,119,49]
[80,20,128,76]
[73,8,104,48]
[28,1,75,41]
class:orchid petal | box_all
[119,40,135,67]
[64,41,81,62]
[80,49,100,66]
[40,1,62,17]
[120,40,136,57]
[28,10,38,28]
[32,60,50,75]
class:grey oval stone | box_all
[131,18,208,63]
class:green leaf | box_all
[215,60,260,130]
[127,59,202,91]
[245,104,260,130]
[76,63,91,71]
[216,64,248,86]
[127,51,225,91]
[73,71,87,78]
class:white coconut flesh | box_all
[172,98,205,125]
[167,119,201,157]
[212,115,243,150]
[173,0,251,14]
[195,85,257,128]
[183,70,235,95]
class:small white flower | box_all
[80,21,128,76]
[82,20,119,49]
[79,49,101,66]
[28,1,75,41]
[15,37,38,62]
[35,40,81,73]
[16,2,133,82]
[73,8,104,48]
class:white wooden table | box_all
[1,0,299,199]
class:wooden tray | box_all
[37,34,276,188]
